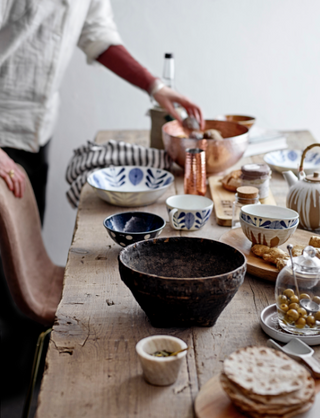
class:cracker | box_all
[223,346,309,396]
[309,236,320,248]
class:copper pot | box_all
[162,120,249,174]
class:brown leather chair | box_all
[0,167,64,417]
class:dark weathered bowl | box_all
[118,237,246,327]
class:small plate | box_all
[260,304,320,346]
[264,149,320,174]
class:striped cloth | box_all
[65,139,173,208]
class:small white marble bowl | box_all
[136,335,187,386]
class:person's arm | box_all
[0,149,26,198]
[96,45,204,129]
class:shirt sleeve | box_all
[78,0,123,64]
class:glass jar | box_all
[275,246,320,336]
[232,186,260,228]
[241,163,271,203]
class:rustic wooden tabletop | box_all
[35,129,319,418]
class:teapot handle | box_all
[299,143,320,177]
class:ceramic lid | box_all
[293,246,320,273]
[241,163,271,179]
[305,171,320,183]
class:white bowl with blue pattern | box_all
[240,204,299,229]
[87,166,174,207]
[166,195,213,230]
[264,149,320,174]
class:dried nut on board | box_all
[220,170,242,192]
[251,236,320,271]
[220,346,315,418]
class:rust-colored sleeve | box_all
[96,44,157,93]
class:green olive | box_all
[287,309,299,321]
[289,303,300,311]
[284,289,295,298]
[315,311,320,321]
[295,317,306,328]
[307,316,316,327]
[297,308,307,317]
[278,295,288,305]
[299,293,311,300]
[280,304,289,312]
[290,295,299,304]
[313,296,320,305]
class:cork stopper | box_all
[237,186,259,199]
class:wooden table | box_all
[36,130,320,418]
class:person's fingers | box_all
[165,100,182,123]
[0,170,14,192]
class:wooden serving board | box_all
[208,176,277,227]
[195,375,320,418]
[219,227,318,281]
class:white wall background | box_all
[43,0,320,265]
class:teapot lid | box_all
[305,171,320,183]
[293,246,320,272]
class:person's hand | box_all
[0,149,26,198]
[153,85,204,130]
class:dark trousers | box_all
[2,141,51,226]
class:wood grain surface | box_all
[220,227,317,281]
[35,130,320,418]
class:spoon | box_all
[267,338,320,378]
[300,298,320,314]
[287,244,300,297]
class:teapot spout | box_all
[283,170,298,187]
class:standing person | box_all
[0,0,203,224]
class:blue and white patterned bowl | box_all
[103,211,166,247]
[264,149,320,174]
[87,166,174,207]
[240,204,299,230]
[166,195,213,231]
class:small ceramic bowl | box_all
[240,218,297,247]
[166,195,213,230]
[240,204,299,229]
[103,211,166,247]
[216,114,256,129]
[136,335,188,386]
[87,166,174,207]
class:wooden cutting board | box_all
[194,375,320,418]
[219,227,318,281]
[208,176,277,227]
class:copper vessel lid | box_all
[237,186,259,199]
[305,171,320,182]
[241,163,271,179]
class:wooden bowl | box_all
[118,237,246,327]
[162,120,249,174]
[222,114,256,129]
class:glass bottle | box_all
[275,246,320,336]
[232,186,260,229]
[163,53,175,89]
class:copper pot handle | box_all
[299,143,320,173]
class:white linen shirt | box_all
[0,0,122,152]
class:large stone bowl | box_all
[162,120,249,174]
[118,237,246,327]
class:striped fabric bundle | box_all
[65,139,173,208]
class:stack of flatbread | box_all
[220,346,315,418]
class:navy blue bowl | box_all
[103,211,166,247]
